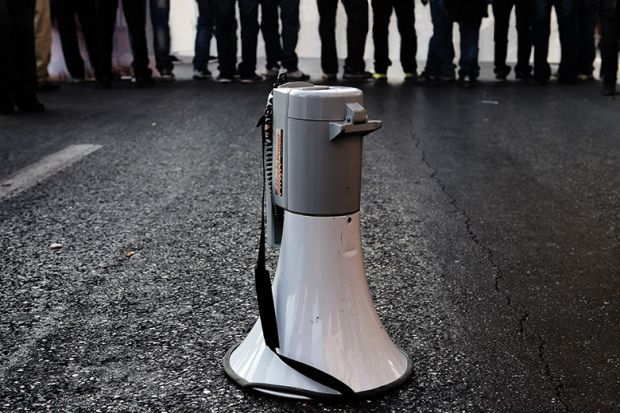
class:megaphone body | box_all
[224,83,412,400]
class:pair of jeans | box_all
[424,0,482,78]
[260,0,300,71]
[95,0,150,78]
[214,0,259,77]
[53,0,98,79]
[599,6,620,83]
[492,0,532,75]
[533,0,578,81]
[194,0,214,71]
[149,0,172,73]
[371,0,417,74]
[0,0,38,102]
[577,0,596,76]
[317,0,368,74]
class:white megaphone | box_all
[223,80,413,401]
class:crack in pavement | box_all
[409,130,570,412]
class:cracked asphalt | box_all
[0,63,619,412]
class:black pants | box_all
[53,0,98,79]
[493,0,532,74]
[214,0,259,77]
[0,0,38,102]
[600,7,620,83]
[95,0,150,78]
[371,0,416,74]
[260,0,300,71]
[577,0,597,76]
[317,0,368,74]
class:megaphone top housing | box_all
[271,85,381,217]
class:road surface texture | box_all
[1,64,619,413]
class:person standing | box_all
[53,0,99,82]
[577,0,597,80]
[422,0,487,87]
[317,0,371,80]
[149,0,175,81]
[214,0,262,83]
[370,0,418,82]
[532,0,578,84]
[193,0,215,79]
[260,0,309,81]
[492,0,532,80]
[95,0,153,88]
[0,0,45,114]
[34,0,58,91]
[598,0,620,95]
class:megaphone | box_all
[223,79,413,401]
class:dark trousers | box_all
[214,0,259,77]
[425,0,482,78]
[260,0,300,71]
[371,0,417,74]
[577,0,596,76]
[492,0,532,74]
[0,0,38,102]
[599,7,620,82]
[149,0,172,73]
[95,0,150,78]
[533,0,578,81]
[317,0,368,74]
[194,0,214,71]
[53,0,98,79]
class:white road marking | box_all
[0,144,102,200]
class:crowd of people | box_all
[2,0,620,115]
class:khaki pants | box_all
[34,0,52,83]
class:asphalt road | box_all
[0,66,618,412]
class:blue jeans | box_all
[533,0,578,81]
[149,0,172,73]
[194,0,214,71]
[260,0,300,71]
[214,0,259,77]
[425,0,481,78]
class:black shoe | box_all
[158,68,175,82]
[0,95,14,115]
[322,73,338,82]
[239,73,265,83]
[457,75,477,88]
[602,81,616,96]
[96,75,112,89]
[192,69,212,80]
[216,74,235,83]
[135,70,154,88]
[284,70,310,81]
[15,98,45,113]
[494,65,511,81]
[514,69,531,81]
[558,75,577,85]
[343,71,372,81]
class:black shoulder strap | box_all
[254,79,356,398]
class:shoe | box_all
[495,65,511,81]
[514,69,531,81]
[0,95,14,115]
[192,69,212,80]
[284,70,310,81]
[135,70,155,88]
[602,80,616,96]
[372,72,387,82]
[15,97,45,113]
[322,73,338,81]
[216,74,235,83]
[457,75,477,88]
[578,73,594,81]
[404,72,419,83]
[158,68,175,82]
[263,66,280,78]
[343,71,372,81]
[239,73,265,83]
[37,81,60,92]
